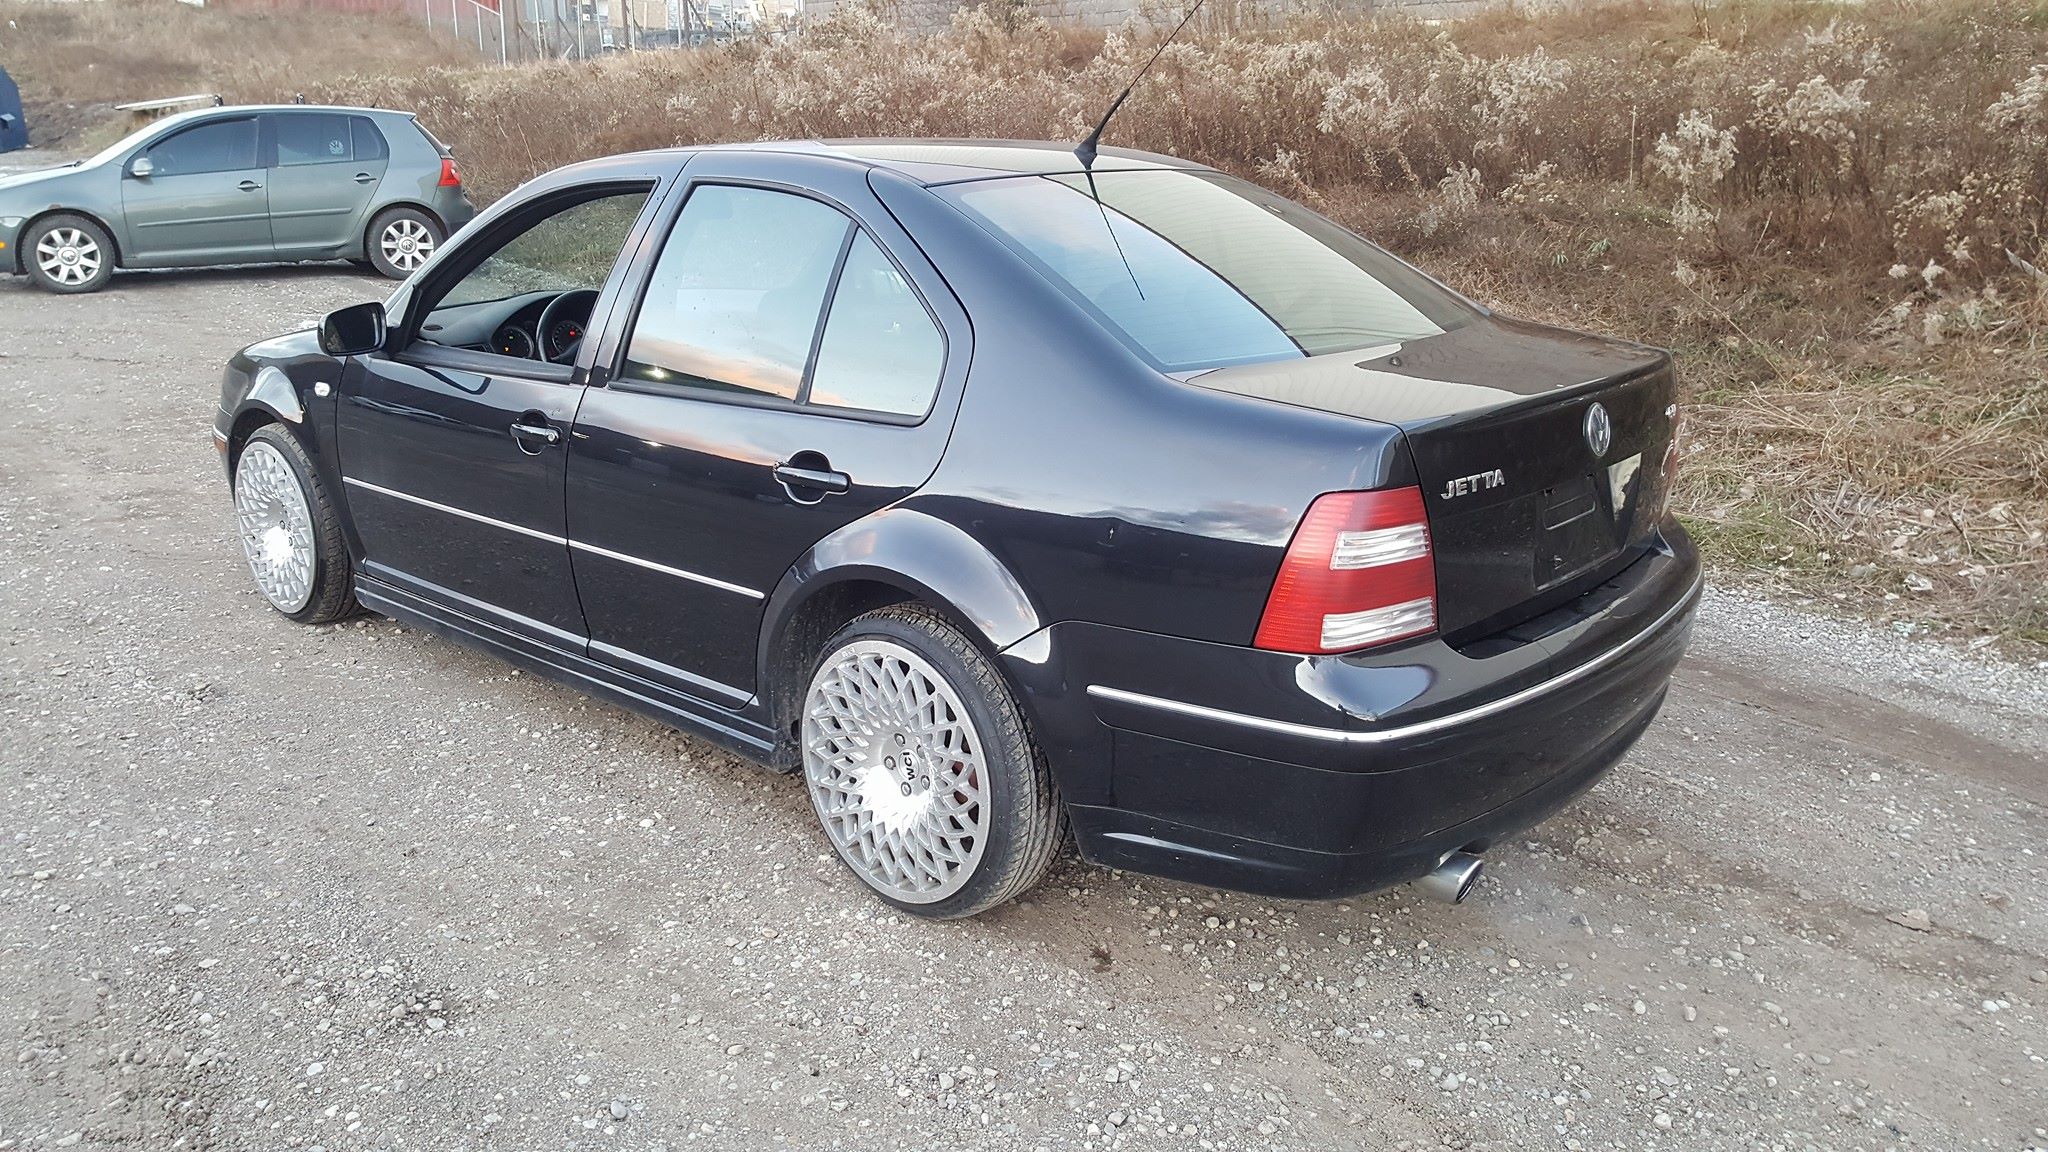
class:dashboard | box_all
[417,288,599,364]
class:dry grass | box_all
[0,0,470,143]
[5,0,2044,646]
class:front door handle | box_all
[773,460,851,496]
[510,421,561,445]
[237,180,262,192]
[353,172,376,184]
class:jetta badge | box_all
[1583,402,1613,458]
[1440,469,1506,500]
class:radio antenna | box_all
[1075,0,1206,169]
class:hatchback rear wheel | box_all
[24,214,114,294]
[366,207,442,279]
[801,606,1063,918]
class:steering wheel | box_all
[536,289,600,365]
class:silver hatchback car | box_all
[0,104,475,293]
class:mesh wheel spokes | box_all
[233,442,316,614]
[803,639,991,903]
[35,227,103,286]
[381,219,434,272]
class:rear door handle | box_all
[510,421,561,445]
[772,462,850,495]
[237,180,262,192]
[353,172,376,184]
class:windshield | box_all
[941,171,1474,373]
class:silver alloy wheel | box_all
[234,441,316,614]
[380,217,435,273]
[34,226,103,287]
[803,639,992,903]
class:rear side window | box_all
[143,117,257,176]
[942,170,1473,373]
[622,184,945,418]
[351,117,389,163]
[623,185,849,404]
[273,113,352,166]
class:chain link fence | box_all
[213,0,782,63]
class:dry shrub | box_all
[5,0,2044,644]
[0,0,471,143]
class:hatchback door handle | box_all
[353,172,376,184]
[237,180,262,192]
[773,461,850,495]
[510,421,561,445]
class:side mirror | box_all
[128,156,155,179]
[318,302,387,357]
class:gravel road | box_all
[2,265,2044,1152]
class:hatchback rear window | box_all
[941,171,1473,372]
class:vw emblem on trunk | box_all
[1583,402,1613,458]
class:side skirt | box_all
[354,574,782,769]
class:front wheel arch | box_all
[14,207,124,276]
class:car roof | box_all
[146,104,415,131]
[690,138,1212,185]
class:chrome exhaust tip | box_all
[1413,851,1484,904]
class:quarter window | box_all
[623,185,945,418]
[273,113,353,166]
[351,117,389,163]
[808,232,944,417]
[143,118,257,176]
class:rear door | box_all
[266,111,387,255]
[566,152,969,703]
[120,115,270,264]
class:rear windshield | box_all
[940,171,1473,372]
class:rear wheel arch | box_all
[362,200,446,247]
[758,511,1044,767]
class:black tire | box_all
[233,424,357,624]
[22,213,115,294]
[364,206,443,280]
[801,605,1064,919]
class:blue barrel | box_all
[0,67,27,153]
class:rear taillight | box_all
[438,157,463,188]
[1254,487,1438,654]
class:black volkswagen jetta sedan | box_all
[215,140,1701,918]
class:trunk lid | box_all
[1189,316,1679,643]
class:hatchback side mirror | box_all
[319,302,387,356]
[128,156,155,179]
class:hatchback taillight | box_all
[1254,487,1438,654]
[438,157,463,188]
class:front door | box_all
[336,182,661,649]
[566,153,968,703]
[119,115,271,265]
[266,111,388,255]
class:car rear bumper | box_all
[1000,519,1701,900]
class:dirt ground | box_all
[0,259,2044,1152]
